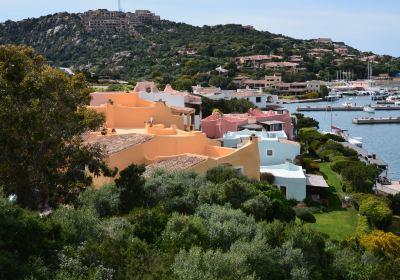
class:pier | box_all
[352,117,400,124]
[339,142,388,169]
[297,105,400,112]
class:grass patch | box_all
[320,162,343,195]
[307,208,359,240]
[306,162,358,240]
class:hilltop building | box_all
[83,9,160,32]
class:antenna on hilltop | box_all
[118,0,122,12]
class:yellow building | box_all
[85,124,260,187]
[89,92,195,131]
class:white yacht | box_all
[363,105,375,113]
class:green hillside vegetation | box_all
[1,10,399,89]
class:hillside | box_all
[1,10,399,88]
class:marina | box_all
[297,105,400,112]
[283,96,400,181]
[352,116,400,124]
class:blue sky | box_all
[0,0,399,56]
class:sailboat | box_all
[363,104,375,113]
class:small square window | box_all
[256,97,261,103]
[266,149,273,156]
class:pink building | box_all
[201,108,293,139]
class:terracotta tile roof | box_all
[144,155,206,177]
[85,133,153,154]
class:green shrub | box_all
[330,159,360,174]
[260,172,275,184]
[79,184,120,217]
[318,149,342,161]
[359,197,392,230]
[356,215,372,235]
[303,158,320,173]
[294,208,316,224]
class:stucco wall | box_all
[91,133,260,188]
[273,176,306,201]
[258,140,300,166]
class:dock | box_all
[297,105,400,112]
[339,142,388,169]
[353,117,400,124]
[376,181,400,195]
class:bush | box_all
[294,208,316,224]
[388,193,400,215]
[303,158,320,173]
[241,195,273,221]
[260,172,275,184]
[161,213,208,251]
[356,215,372,235]
[115,164,146,213]
[79,184,120,217]
[359,230,400,258]
[127,207,169,244]
[205,165,248,184]
[330,159,360,174]
[359,197,392,230]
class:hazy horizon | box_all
[0,0,399,57]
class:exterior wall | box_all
[91,130,261,187]
[222,130,299,166]
[193,138,260,180]
[258,140,300,166]
[139,91,185,107]
[89,92,185,130]
[274,176,306,201]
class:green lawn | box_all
[305,162,358,240]
[307,208,359,240]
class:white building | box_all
[193,86,278,108]
[261,162,306,201]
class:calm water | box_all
[282,96,400,180]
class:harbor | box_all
[297,105,400,112]
[283,96,400,181]
[353,116,400,124]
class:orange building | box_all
[89,92,196,131]
[85,124,260,187]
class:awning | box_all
[170,106,195,115]
[306,174,329,188]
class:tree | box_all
[0,45,112,209]
[115,164,146,213]
[161,213,208,251]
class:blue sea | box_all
[282,96,400,181]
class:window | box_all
[266,149,273,156]
[280,186,287,197]
[234,166,244,174]
[256,97,261,103]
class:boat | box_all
[326,90,341,101]
[349,137,363,148]
[330,125,363,147]
[363,105,375,113]
[342,101,354,107]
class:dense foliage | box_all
[0,45,114,209]
[2,165,400,280]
